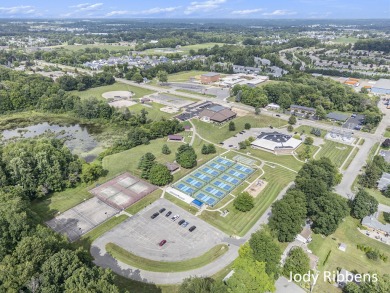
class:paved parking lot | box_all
[343,114,365,130]
[94,198,226,262]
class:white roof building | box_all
[251,131,302,154]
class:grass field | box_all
[106,243,228,272]
[342,147,359,170]
[333,37,359,44]
[384,128,390,138]
[128,102,178,120]
[142,43,224,56]
[366,188,390,207]
[72,82,155,100]
[192,114,284,144]
[200,165,296,236]
[168,70,209,82]
[295,125,327,138]
[47,43,134,52]
[316,140,353,168]
[309,217,390,293]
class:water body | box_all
[1,122,103,162]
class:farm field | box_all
[72,82,155,100]
[309,217,390,293]
[316,140,353,168]
[200,165,296,236]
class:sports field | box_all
[173,156,254,207]
[316,140,353,168]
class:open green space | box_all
[295,144,320,160]
[200,165,296,236]
[75,215,129,250]
[72,82,155,100]
[384,129,390,138]
[342,147,359,170]
[176,88,216,98]
[168,70,209,82]
[128,102,178,120]
[142,43,224,56]
[333,37,359,44]
[309,217,390,293]
[192,114,285,144]
[295,125,327,138]
[367,142,380,162]
[106,243,228,272]
[366,188,390,207]
[316,140,353,168]
[46,43,134,52]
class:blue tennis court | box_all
[201,167,220,177]
[193,172,212,182]
[221,174,239,185]
[172,156,254,206]
[204,186,225,198]
[209,162,226,171]
[185,177,204,188]
[235,164,253,174]
[216,157,234,167]
[212,180,233,192]
[228,169,246,179]
[175,183,195,194]
[195,192,217,206]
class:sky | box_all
[0,0,389,19]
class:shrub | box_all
[366,250,379,261]
[287,125,294,132]
[383,212,390,223]
[229,121,236,131]
[304,137,314,145]
[244,123,251,130]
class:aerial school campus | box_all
[2,14,390,293]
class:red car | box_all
[159,240,167,247]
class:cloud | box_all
[262,9,296,16]
[70,3,103,11]
[184,0,226,15]
[0,5,36,15]
[231,8,263,15]
[106,7,180,17]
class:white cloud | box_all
[231,8,263,15]
[70,3,103,11]
[0,5,36,15]
[184,0,226,15]
[263,10,296,16]
[106,7,180,17]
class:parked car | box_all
[189,226,196,232]
[159,240,167,246]
[178,219,185,225]
[151,212,159,219]
[351,113,357,118]
[276,114,281,117]
[171,215,180,221]
[159,208,166,213]
[165,211,172,217]
[182,221,189,227]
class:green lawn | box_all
[316,141,353,168]
[168,70,209,82]
[342,147,359,170]
[142,43,225,56]
[106,243,228,272]
[309,217,390,293]
[384,129,390,138]
[72,82,155,100]
[367,142,380,163]
[128,102,178,120]
[47,43,134,52]
[333,37,359,44]
[192,114,284,144]
[366,188,390,207]
[295,125,327,138]
[200,165,296,236]
[295,144,320,160]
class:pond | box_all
[1,122,104,162]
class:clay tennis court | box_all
[89,173,158,210]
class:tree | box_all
[343,282,361,293]
[226,244,275,293]
[287,125,294,132]
[148,164,173,186]
[229,121,236,131]
[207,144,216,154]
[180,277,222,293]
[382,139,390,148]
[288,115,297,125]
[269,190,307,242]
[315,105,327,120]
[383,212,390,223]
[162,144,171,155]
[131,72,143,83]
[81,164,106,183]
[351,189,378,219]
[249,228,281,278]
[283,247,310,277]
[255,107,261,115]
[157,70,168,84]
[304,137,314,145]
[238,141,247,150]
[244,123,251,130]
[235,90,242,102]
[201,144,209,155]
[138,152,156,179]
[298,145,312,161]
[177,149,197,169]
[233,192,254,212]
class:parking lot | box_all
[343,114,365,130]
[95,198,226,262]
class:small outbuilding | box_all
[165,162,180,173]
[338,243,347,252]
[167,135,183,142]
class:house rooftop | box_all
[326,112,350,122]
